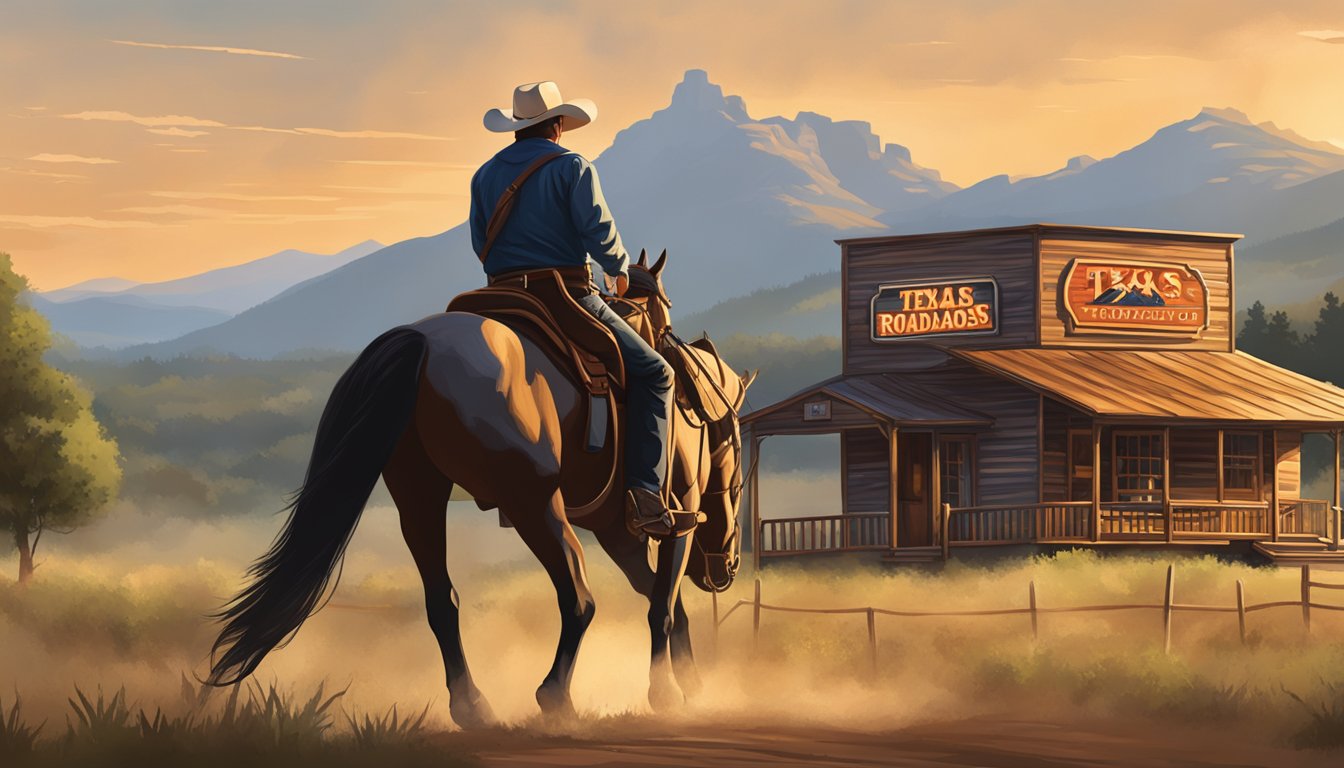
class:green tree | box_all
[0,253,121,584]
[1238,301,1270,356]
[1304,292,1344,384]
[1238,300,1302,371]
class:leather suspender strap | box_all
[477,150,568,265]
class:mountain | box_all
[28,292,231,349]
[125,73,1344,359]
[42,240,384,315]
[128,70,956,359]
[42,276,140,303]
[889,106,1344,239]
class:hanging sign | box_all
[1061,259,1209,335]
[870,277,999,341]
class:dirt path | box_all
[438,717,1338,767]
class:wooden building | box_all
[742,224,1344,566]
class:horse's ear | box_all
[741,368,759,391]
[651,249,667,276]
[637,248,648,267]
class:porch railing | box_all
[946,502,1092,544]
[759,512,889,556]
[1279,498,1333,539]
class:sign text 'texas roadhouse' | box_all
[1062,259,1209,336]
[871,278,999,341]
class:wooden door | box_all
[897,432,932,547]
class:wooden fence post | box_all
[1236,579,1247,646]
[866,608,877,672]
[1301,564,1311,634]
[1029,580,1039,642]
[753,577,762,651]
[1163,563,1175,655]
[941,503,951,562]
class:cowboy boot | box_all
[626,488,675,538]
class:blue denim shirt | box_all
[469,138,630,279]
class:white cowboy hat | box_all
[483,81,596,133]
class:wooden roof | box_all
[836,223,1243,247]
[951,348,1344,425]
[742,373,994,428]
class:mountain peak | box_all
[1065,155,1097,171]
[669,69,749,121]
[1197,106,1252,124]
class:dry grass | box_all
[2,506,1344,759]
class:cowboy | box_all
[470,81,675,537]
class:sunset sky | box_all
[3,1,1343,290]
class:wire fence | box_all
[710,563,1344,668]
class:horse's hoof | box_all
[675,667,704,700]
[450,692,498,730]
[535,685,577,719]
[647,679,685,712]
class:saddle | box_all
[446,267,624,452]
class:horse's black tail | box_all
[206,327,428,686]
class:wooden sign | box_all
[1061,259,1209,336]
[802,400,831,421]
[870,277,999,341]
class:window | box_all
[940,436,974,508]
[1114,431,1164,502]
[1222,432,1261,498]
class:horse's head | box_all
[685,365,758,593]
[614,249,672,346]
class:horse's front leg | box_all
[647,531,693,711]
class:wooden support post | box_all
[941,503,951,562]
[752,577,762,651]
[1029,580,1039,642]
[1216,428,1225,503]
[1163,427,1173,542]
[931,433,942,546]
[1301,564,1311,634]
[866,608,878,672]
[1333,430,1341,552]
[1271,430,1281,543]
[1236,579,1247,646]
[750,434,763,572]
[1091,423,1102,541]
[1163,563,1175,655]
[888,426,900,550]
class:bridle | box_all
[610,278,744,592]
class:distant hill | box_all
[27,292,232,349]
[34,240,383,348]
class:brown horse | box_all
[206,251,750,727]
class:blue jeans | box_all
[577,294,673,494]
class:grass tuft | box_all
[345,703,431,749]
[1,690,45,757]
[1284,680,1344,749]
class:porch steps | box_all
[1253,539,1344,565]
[883,546,943,564]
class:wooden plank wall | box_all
[1038,235,1232,351]
[747,396,875,436]
[905,361,1040,505]
[1040,398,1093,502]
[1276,431,1303,499]
[843,233,1038,375]
[843,429,891,514]
[1171,428,1219,499]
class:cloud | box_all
[294,127,453,141]
[1,167,87,180]
[62,110,449,140]
[28,153,119,164]
[330,160,475,168]
[147,127,210,138]
[0,214,160,229]
[897,40,954,46]
[110,39,309,60]
[168,149,208,153]
[322,184,460,196]
[117,204,374,224]
[150,191,340,202]
[1299,30,1344,44]
[24,106,46,111]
